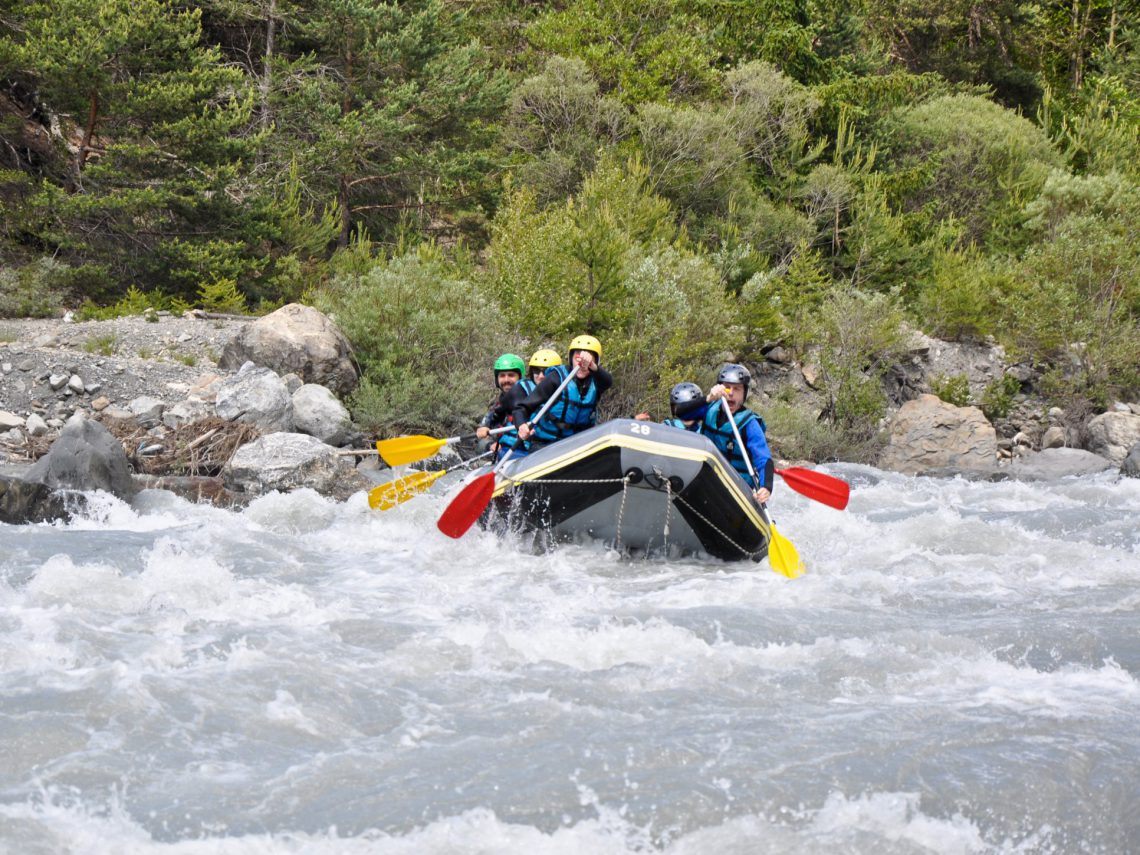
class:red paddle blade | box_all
[776,467,850,510]
[437,472,496,538]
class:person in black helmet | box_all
[662,382,705,432]
[700,364,774,502]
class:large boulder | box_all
[878,394,998,476]
[222,433,369,500]
[1005,448,1115,481]
[292,383,351,446]
[1085,411,1140,465]
[214,364,294,434]
[25,414,138,500]
[0,471,75,524]
[218,303,358,397]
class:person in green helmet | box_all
[476,353,527,458]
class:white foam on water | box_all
[2,466,1138,853]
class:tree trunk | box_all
[74,90,99,185]
[338,174,351,247]
[259,0,277,142]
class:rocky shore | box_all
[2,306,1139,525]
[1,305,380,523]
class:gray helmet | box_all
[669,382,704,416]
[717,363,751,400]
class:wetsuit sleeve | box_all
[743,418,774,492]
[512,374,559,426]
[481,394,511,429]
[592,367,613,394]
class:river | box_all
[2,466,1138,854]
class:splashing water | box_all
[1,467,1138,854]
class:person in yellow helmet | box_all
[515,334,612,448]
[477,348,564,459]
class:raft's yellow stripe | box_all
[491,433,770,534]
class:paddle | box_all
[376,425,514,467]
[720,398,805,578]
[775,467,850,511]
[368,449,495,511]
[438,363,582,539]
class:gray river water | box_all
[1,466,1138,854]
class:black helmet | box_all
[669,382,704,416]
[717,363,751,400]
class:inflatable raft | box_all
[485,419,771,561]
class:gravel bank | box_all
[0,314,249,420]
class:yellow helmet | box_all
[568,334,602,363]
[528,348,562,369]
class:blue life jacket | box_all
[532,365,599,442]
[703,406,764,480]
[497,378,535,452]
[663,417,702,433]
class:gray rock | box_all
[281,372,304,394]
[128,396,166,427]
[1006,448,1115,481]
[1040,426,1066,449]
[67,374,86,393]
[162,399,213,430]
[1085,411,1140,465]
[878,394,998,476]
[1122,443,1140,478]
[214,365,294,433]
[291,384,351,445]
[0,411,25,429]
[222,432,368,500]
[0,474,80,524]
[48,373,69,390]
[218,303,358,397]
[25,414,48,437]
[25,415,138,501]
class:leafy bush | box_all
[803,288,909,441]
[912,248,1006,342]
[312,246,511,436]
[197,278,250,315]
[881,93,1064,249]
[930,373,971,407]
[980,375,1021,421]
[763,399,883,464]
[0,258,85,318]
[76,285,163,320]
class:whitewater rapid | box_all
[1,466,1138,853]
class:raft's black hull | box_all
[487,419,771,561]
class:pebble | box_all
[67,375,86,393]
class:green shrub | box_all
[763,399,883,464]
[930,373,971,407]
[0,259,78,318]
[980,374,1021,420]
[312,245,510,436]
[83,334,120,356]
[881,93,1064,249]
[197,278,249,315]
[76,285,165,320]
[804,288,909,442]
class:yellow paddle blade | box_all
[767,523,805,579]
[368,470,446,510]
[376,435,448,467]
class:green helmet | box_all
[493,353,525,375]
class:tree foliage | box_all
[0,0,1137,441]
